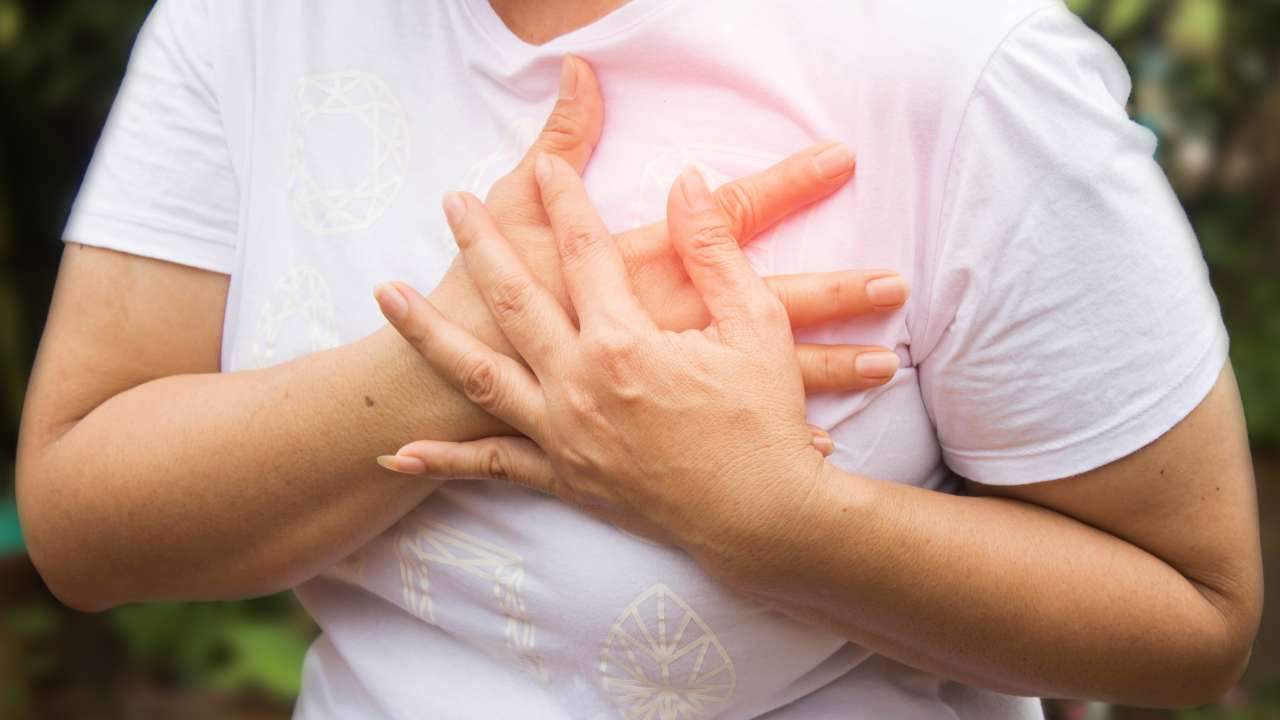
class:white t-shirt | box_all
[66,1,1228,718]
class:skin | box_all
[489,0,628,45]
[382,151,1262,708]
[15,57,905,610]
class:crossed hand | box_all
[373,57,905,547]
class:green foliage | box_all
[1,601,60,715]
[0,499,20,554]
[1103,0,1157,36]
[109,596,314,701]
[0,0,154,485]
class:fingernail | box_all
[678,166,714,211]
[374,283,408,322]
[812,144,856,180]
[812,434,835,457]
[865,276,908,308]
[855,351,900,379]
[535,153,553,186]
[558,56,578,100]
[377,455,428,475]
[442,192,466,228]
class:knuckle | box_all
[714,181,759,239]
[559,222,600,264]
[536,107,585,154]
[564,386,599,424]
[400,317,429,349]
[584,330,640,365]
[487,274,533,323]
[820,348,837,386]
[828,276,852,310]
[483,443,510,481]
[557,443,597,479]
[610,379,646,405]
[450,219,476,250]
[457,353,503,407]
[685,224,739,265]
[583,331,647,400]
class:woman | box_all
[17,0,1260,718]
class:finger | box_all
[667,165,782,334]
[374,282,546,436]
[796,344,902,393]
[444,191,576,373]
[534,153,649,328]
[522,56,603,176]
[487,56,604,213]
[389,437,560,494]
[714,142,856,246]
[616,142,856,267]
[807,424,835,457]
[765,270,910,328]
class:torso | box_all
[207,1,1051,717]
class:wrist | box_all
[366,324,511,441]
[684,453,837,594]
[428,272,517,358]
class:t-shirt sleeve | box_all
[63,0,239,274]
[917,4,1229,486]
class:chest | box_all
[219,0,942,479]
[215,3,951,712]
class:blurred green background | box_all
[0,0,1276,718]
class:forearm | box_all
[19,325,504,610]
[703,468,1247,707]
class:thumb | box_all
[523,55,604,175]
[487,55,604,212]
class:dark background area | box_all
[1,1,1277,718]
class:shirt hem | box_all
[63,210,237,275]
[943,325,1229,485]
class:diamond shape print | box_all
[250,265,340,369]
[288,71,409,235]
[430,117,541,255]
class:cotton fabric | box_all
[65,1,1227,717]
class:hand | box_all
[378,154,831,552]
[413,56,908,394]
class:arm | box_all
[16,244,489,610]
[707,363,1260,708]
[383,155,1261,708]
[18,57,905,611]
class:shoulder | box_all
[842,0,1070,118]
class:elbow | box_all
[1187,577,1264,708]
[16,467,120,614]
[22,534,119,615]
[21,518,120,614]
[1165,635,1253,709]
[38,567,118,614]
[1153,595,1261,709]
